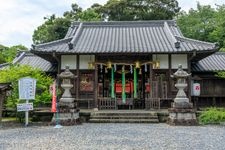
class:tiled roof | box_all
[192,52,225,72]
[0,52,57,72]
[32,20,217,54]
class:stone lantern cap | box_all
[58,65,76,79]
[171,64,191,79]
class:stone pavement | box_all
[0,123,225,150]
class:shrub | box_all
[199,107,225,125]
[0,64,53,109]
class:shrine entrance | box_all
[97,59,153,110]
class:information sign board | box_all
[19,77,36,100]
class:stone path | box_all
[0,123,225,150]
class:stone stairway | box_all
[89,111,159,123]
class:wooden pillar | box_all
[168,54,172,98]
[188,54,192,101]
[76,55,79,99]
[94,63,98,108]
[142,66,145,99]
[149,55,153,98]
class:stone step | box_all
[90,115,158,119]
[89,119,159,123]
[91,112,157,116]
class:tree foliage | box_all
[0,65,53,108]
[101,0,180,21]
[0,44,27,63]
[177,3,225,51]
[32,15,71,44]
[32,0,180,44]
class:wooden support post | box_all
[149,55,153,98]
[76,55,79,99]
[168,54,172,97]
[188,54,192,101]
[94,63,98,108]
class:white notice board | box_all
[19,77,36,100]
[17,103,33,112]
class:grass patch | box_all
[199,107,225,125]
[2,117,17,122]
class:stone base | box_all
[172,102,193,109]
[60,97,75,103]
[51,112,80,126]
[167,107,198,126]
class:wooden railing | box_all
[98,97,116,110]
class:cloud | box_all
[0,0,72,48]
[74,0,108,9]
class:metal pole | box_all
[25,99,29,126]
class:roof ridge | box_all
[12,52,26,64]
[175,36,216,47]
[214,52,225,55]
[35,37,72,48]
[68,22,83,49]
[71,20,176,27]
[0,62,10,68]
[163,21,177,43]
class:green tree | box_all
[177,3,216,42]
[100,0,180,21]
[177,3,225,51]
[0,44,7,64]
[32,1,180,44]
[208,5,225,51]
[32,15,71,44]
[0,65,53,108]
[0,44,27,63]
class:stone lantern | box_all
[58,65,75,104]
[52,65,79,126]
[167,64,197,125]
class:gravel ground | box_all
[0,123,225,150]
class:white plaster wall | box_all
[80,55,95,69]
[153,54,168,69]
[61,55,76,69]
[171,54,187,69]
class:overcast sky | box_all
[0,0,224,48]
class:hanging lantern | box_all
[144,63,147,72]
[88,62,94,69]
[105,67,108,73]
[107,61,112,69]
[156,61,160,69]
[100,64,103,73]
[130,65,133,74]
[135,61,140,68]
[139,68,142,75]
[114,64,117,72]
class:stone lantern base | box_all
[167,102,198,126]
[51,98,80,126]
